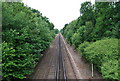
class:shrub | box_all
[2,42,35,80]
[101,60,118,79]
[77,41,91,56]
[82,38,118,80]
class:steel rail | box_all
[59,35,67,81]
[56,34,67,81]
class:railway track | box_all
[45,34,78,80]
[29,34,79,80]
[56,34,67,81]
[29,34,102,80]
[28,34,99,81]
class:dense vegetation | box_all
[61,2,119,80]
[54,28,59,34]
[78,38,118,79]
[2,2,56,80]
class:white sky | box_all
[23,0,93,30]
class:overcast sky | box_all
[23,0,93,30]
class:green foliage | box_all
[2,2,55,80]
[101,60,118,79]
[83,38,118,79]
[77,41,91,56]
[71,25,86,48]
[63,20,78,44]
[2,42,34,80]
[61,1,120,80]
[62,2,119,43]
[91,2,119,41]
[71,33,80,48]
[71,21,94,48]
[54,28,59,34]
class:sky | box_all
[22,0,93,30]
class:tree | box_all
[54,28,59,34]
[2,2,55,80]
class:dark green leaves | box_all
[2,2,55,80]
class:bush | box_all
[2,42,35,80]
[2,2,55,80]
[101,60,118,79]
[82,38,118,80]
[77,41,91,56]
